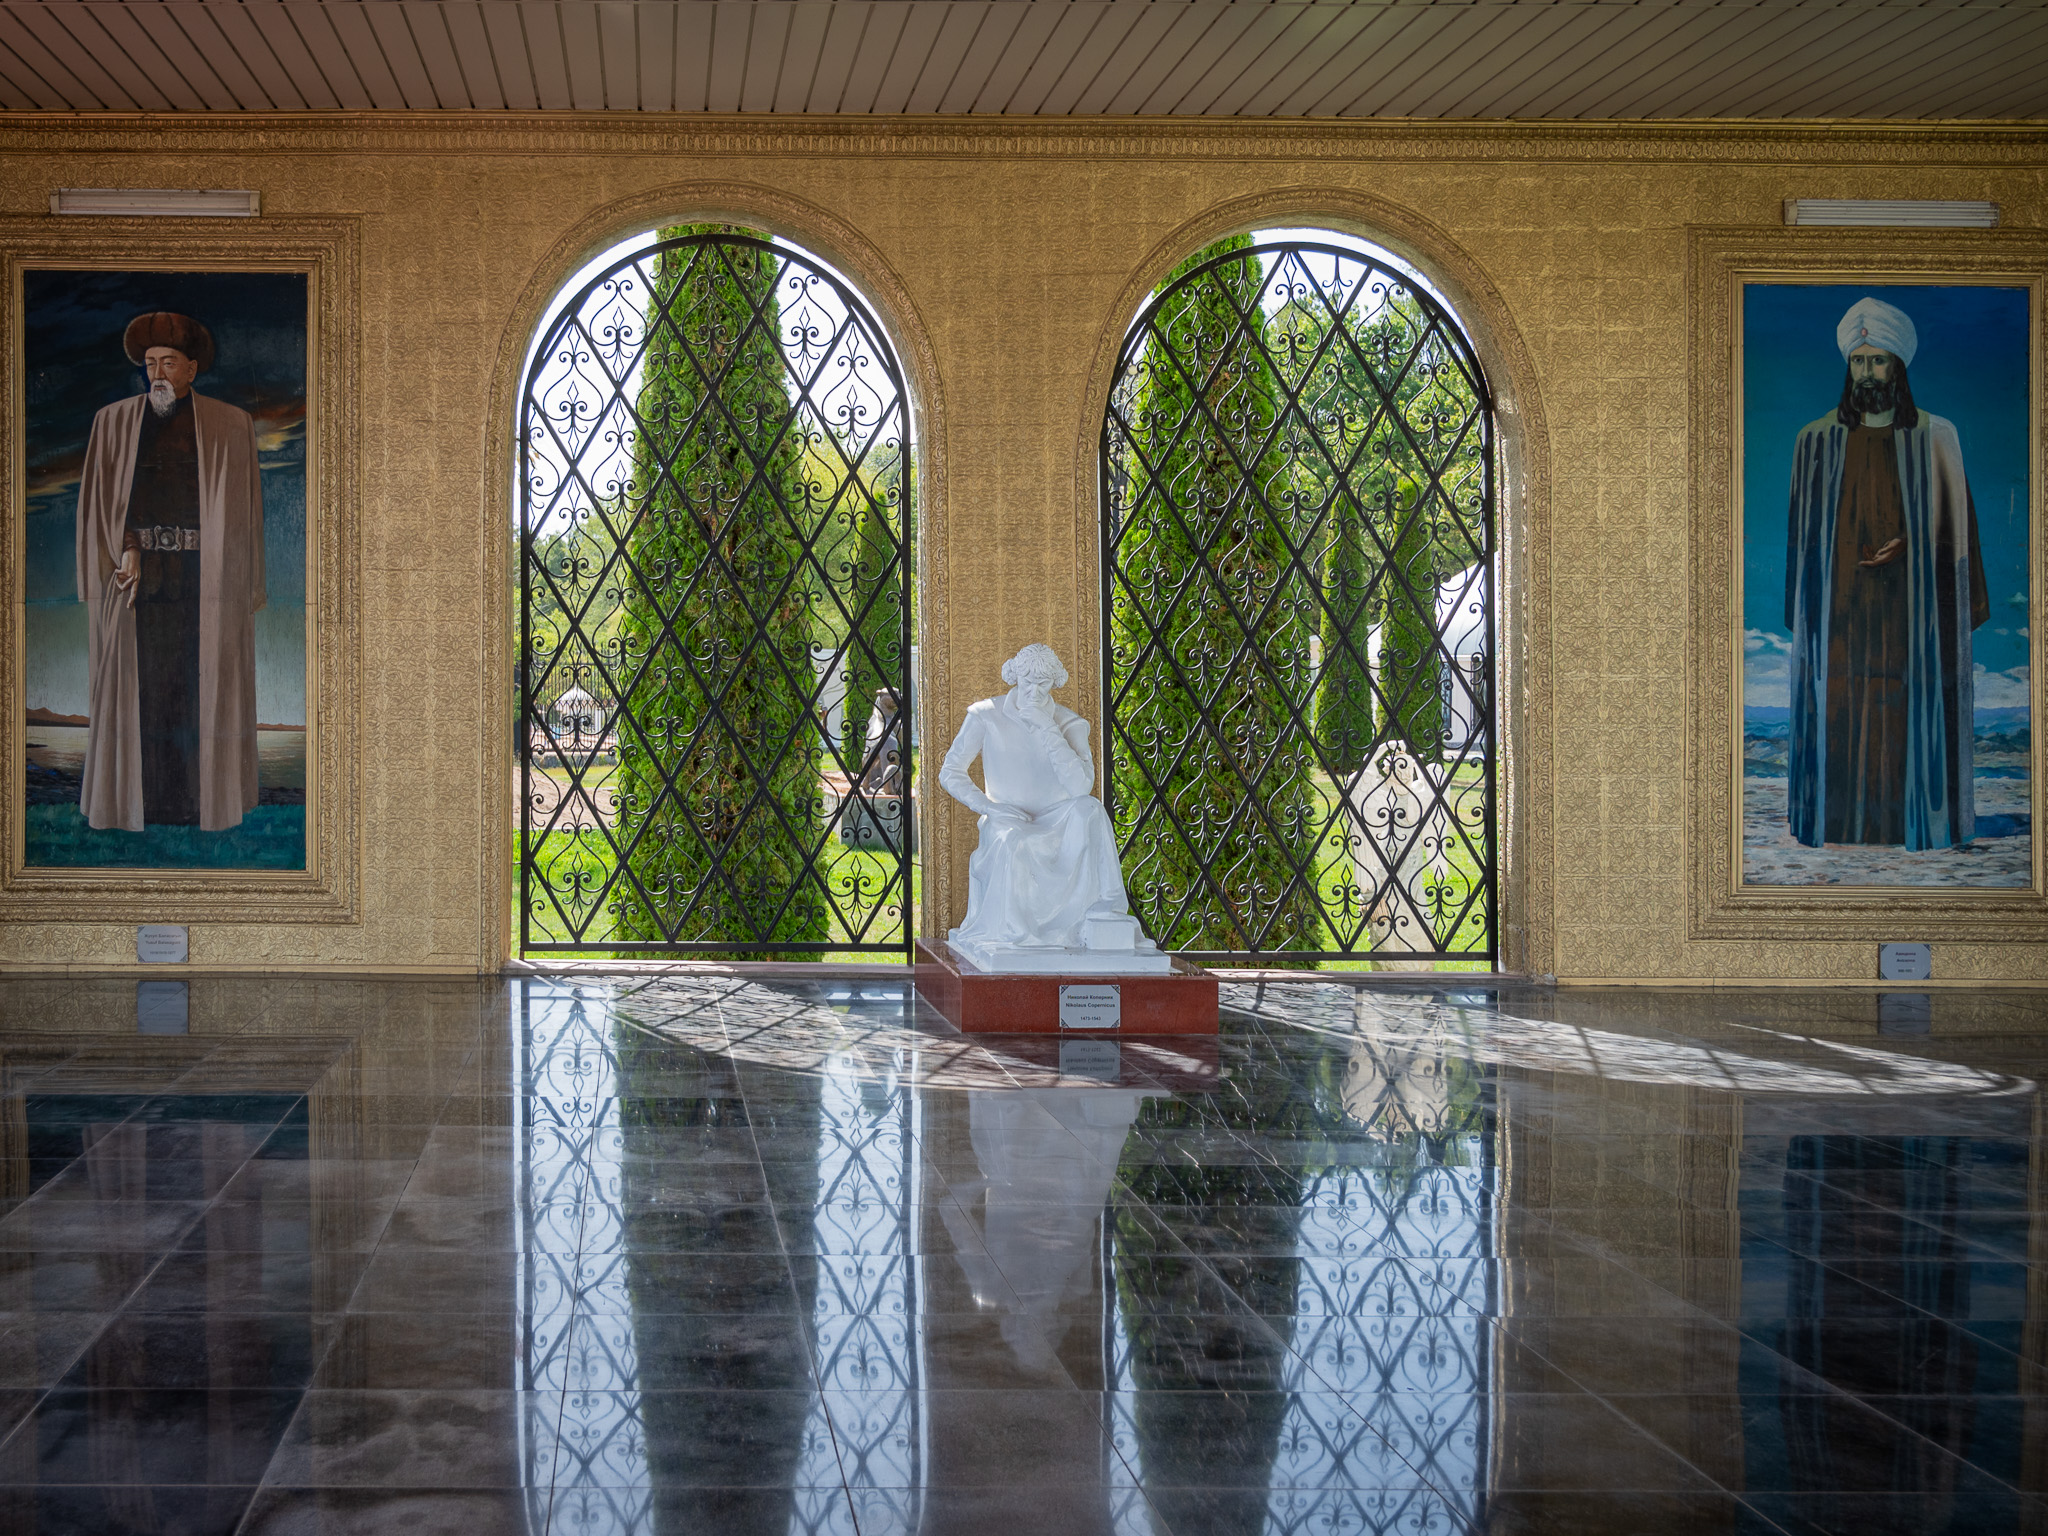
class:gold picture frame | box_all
[1690,227,2046,942]
[0,217,358,925]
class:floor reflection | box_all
[0,975,2043,1532]
[1739,1103,2037,1535]
[519,983,650,1536]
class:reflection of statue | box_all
[938,1088,1151,1373]
[938,644,1167,973]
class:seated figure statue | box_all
[939,643,1169,974]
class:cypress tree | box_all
[1306,283,1473,770]
[1110,236,1322,954]
[609,229,826,951]
[1378,474,1446,763]
[840,443,910,773]
[1313,491,1374,777]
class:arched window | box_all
[519,228,915,957]
[1103,235,1496,965]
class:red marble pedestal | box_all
[914,939,1219,1035]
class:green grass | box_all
[519,825,920,961]
[514,759,1493,970]
[1301,761,1493,973]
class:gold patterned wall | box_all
[0,114,2042,982]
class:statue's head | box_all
[1000,643,1068,691]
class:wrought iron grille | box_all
[1103,239,1496,963]
[520,231,915,956]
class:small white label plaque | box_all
[1059,984,1121,1031]
[1878,943,1932,982]
[136,925,188,964]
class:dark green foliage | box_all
[841,444,910,771]
[617,1022,821,1523]
[1286,278,1481,769]
[1313,492,1374,776]
[1113,1053,1306,1519]
[1110,236,1323,955]
[610,229,826,951]
[1377,476,1447,763]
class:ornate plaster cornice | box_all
[0,112,2043,167]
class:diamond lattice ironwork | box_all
[520,231,914,956]
[1103,240,1496,963]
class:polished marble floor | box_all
[0,973,2044,1534]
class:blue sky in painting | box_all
[1741,282,2031,722]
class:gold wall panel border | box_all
[1688,226,2047,943]
[0,217,361,925]
[0,112,2040,166]
[1068,186,1555,976]
[479,181,951,969]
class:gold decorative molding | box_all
[479,180,952,967]
[1687,226,2048,943]
[0,112,2042,167]
[1069,187,1557,976]
[0,216,361,925]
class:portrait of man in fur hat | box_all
[73,309,266,833]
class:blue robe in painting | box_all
[1783,411,1987,851]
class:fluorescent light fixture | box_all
[1784,199,1998,229]
[51,188,259,218]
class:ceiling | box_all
[0,0,2040,119]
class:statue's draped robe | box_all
[1784,411,1987,851]
[75,391,266,833]
[940,695,1131,950]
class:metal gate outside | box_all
[519,231,914,957]
[1102,238,1497,965]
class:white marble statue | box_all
[939,643,1170,974]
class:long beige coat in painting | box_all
[75,391,266,833]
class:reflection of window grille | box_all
[1263,1152,1492,1534]
[794,1053,925,1533]
[1106,1005,1495,1531]
[517,981,653,1536]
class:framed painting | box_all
[1691,229,2046,941]
[0,219,358,924]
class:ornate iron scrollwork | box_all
[1103,240,1497,963]
[519,232,914,956]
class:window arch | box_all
[518,227,915,957]
[1102,235,1496,964]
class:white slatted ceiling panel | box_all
[0,0,2040,117]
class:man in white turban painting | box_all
[75,312,266,833]
[1783,296,1989,850]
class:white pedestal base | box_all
[946,934,1176,976]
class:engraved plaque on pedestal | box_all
[1059,984,1121,1030]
